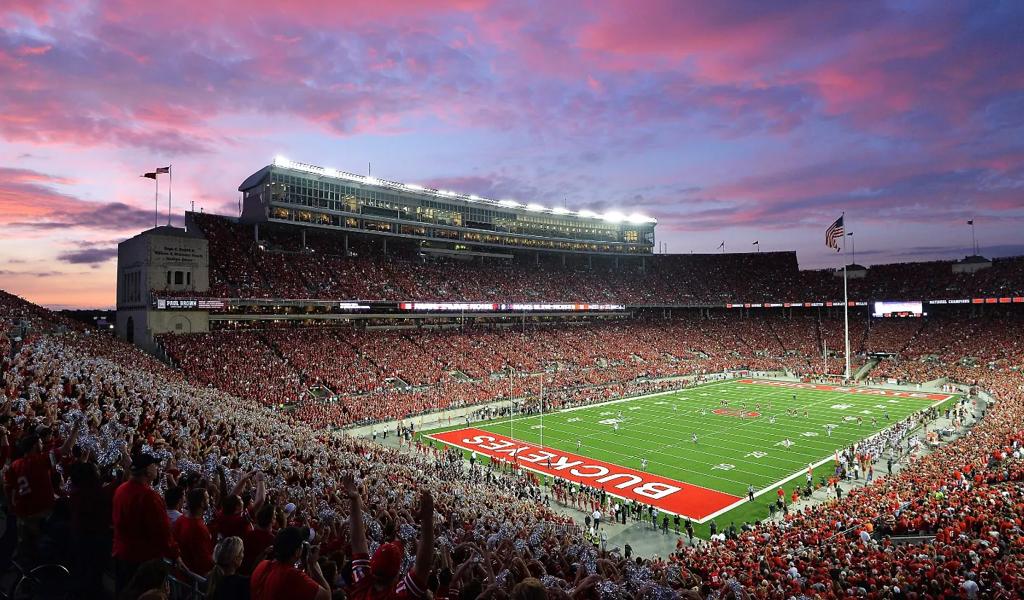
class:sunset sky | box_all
[1,0,1022,308]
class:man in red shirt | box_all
[241,503,276,575]
[3,423,79,563]
[173,487,215,575]
[112,453,182,593]
[346,472,433,600]
[250,527,330,600]
[213,471,265,540]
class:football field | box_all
[426,378,956,533]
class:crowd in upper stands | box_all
[3,284,1024,599]
[188,214,1024,305]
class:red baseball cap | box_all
[371,542,404,580]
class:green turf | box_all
[424,379,957,537]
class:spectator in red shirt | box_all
[250,527,330,600]
[241,503,276,575]
[346,472,433,600]
[212,471,264,540]
[112,453,182,594]
[172,487,215,575]
[3,422,78,563]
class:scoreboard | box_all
[873,300,925,318]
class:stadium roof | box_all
[251,156,657,225]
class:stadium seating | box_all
[187,213,1024,305]
[5,287,1024,598]
[159,309,1023,430]
[159,315,833,426]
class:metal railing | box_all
[0,561,72,600]
[164,561,207,600]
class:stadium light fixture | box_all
[602,210,626,223]
[577,209,599,218]
[525,203,546,212]
[406,183,425,191]
[551,207,571,215]
[627,212,653,224]
[498,199,522,207]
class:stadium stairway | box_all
[854,358,880,380]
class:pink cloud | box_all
[0,167,155,230]
[0,0,1022,307]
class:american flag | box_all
[825,215,844,251]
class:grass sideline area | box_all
[422,378,958,537]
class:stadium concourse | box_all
[3,283,1024,599]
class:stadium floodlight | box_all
[577,209,598,218]
[551,207,571,215]
[498,199,522,207]
[627,212,653,224]
[525,203,546,212]
[602,210,626,223]
[324,167,339,177]
[364,176,381,185]
[406,183,424,191]
[273,155,291,168]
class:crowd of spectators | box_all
[187,214,1024,306]
[160,310,1023,429]
[160,315,842,426]
[5,288,1024,599]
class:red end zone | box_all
[427,427,741,520]
[737,379,952,401]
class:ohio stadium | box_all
[3,2,1024,598]
[3,152,1023,598]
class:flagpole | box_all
[167,164,173,226]
[540,376,544,449]
[842,213,850,381]
[155,175,159,228]
[844,265,850,380]
[970,219,977,255]
[509,366,514,442]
